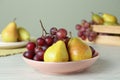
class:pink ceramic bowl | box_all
[22,52,99,74]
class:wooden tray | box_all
[86,25,120,46]
[91,25,120,34]
[85,35,120,46]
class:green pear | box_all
[1,21,18,42]
[102,13,118,23]
[68,37,92,61]
[92,12,104,24]
[44,40,69,62]
[17,27,30,41]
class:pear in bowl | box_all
[44,40,69,62]
[68,37,92,61]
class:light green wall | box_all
[0,0,120,37]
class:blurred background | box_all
[0,0,120,37]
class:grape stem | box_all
[39,20,49,36]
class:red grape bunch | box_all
[75,20,98,41]
[23,20,70,61]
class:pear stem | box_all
[13,18,16,22]
[98,12,103,15]
[91,12,94,15]
[69,31,72,38]
[39,20,49,36]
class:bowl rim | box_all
[22,52,99,64]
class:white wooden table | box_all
[0,44,120,80]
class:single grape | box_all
[83,22,90,28]
[53,35,58,43]
[81,35,86,40]
[89,32,98,41]
[75,24,82,30]
[33,55,41,61]
[41,44,49,51]
[84,31,90,37]
[35,46,43,53]
[79,27,86,32]
[26,42,36,51]
[56,28,67,39]
[88,36,94,41]
[45,36,54,46]
[23,51,35,59]
[89,32,97,37]
[50,27,57,35]
[34,50,45,61]
[36,37,46,46]
[77,31,83,37]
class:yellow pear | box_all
[68,37,92,61]
[1,21,18,42]
[18,27,30,41]
[44,40,69,62]
[102,13,118,23]
[92,12,104,24]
